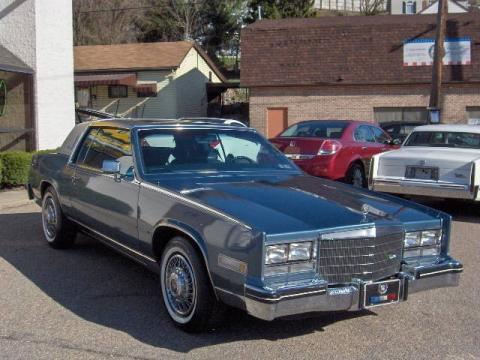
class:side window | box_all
[100,128,133,176]
[75,128,99,167]
[76,127,133,175]
[354,125,375,143]
[372,127,390,143]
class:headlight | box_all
[404,229,442,258]
[265,244,288,265]
[404,231,421,247]
[264,241,316,276]
[288,242,312,261]
[421,229,441,246]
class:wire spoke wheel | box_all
[164,253,197,319]
[42,195,57,240]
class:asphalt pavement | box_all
[0,197,479,359]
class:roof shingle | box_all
[241,13,480,87]
[75,41,194,72]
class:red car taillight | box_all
[318,140,342,155]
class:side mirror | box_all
[102,160,120,174]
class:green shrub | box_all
[0,152,33,186]
[0,149,57,187]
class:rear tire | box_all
[160,237,217,332]
[346,163,366,188]
[41,187,77,249]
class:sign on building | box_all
[403,37,471,66]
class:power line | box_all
[77,2,205,14]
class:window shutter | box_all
[402,1,406,13]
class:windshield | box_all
[404,131,480,149]
[138,128,297,174]
[279,121,348,138]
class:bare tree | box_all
[137,0,204,42]
[359,0,385,15]
[73,0,141,45]
[167,0,204,40]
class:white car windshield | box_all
[404,131,480,149]
[138,128,297,173]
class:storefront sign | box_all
[403,37,471,67]
[0,80,6,116]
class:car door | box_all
[353,125,378,162]
[371,126,393,153]
[71,126,140,250]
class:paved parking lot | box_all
[0,198,479,360]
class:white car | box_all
[370,124,480,200]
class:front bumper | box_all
[244,257,463,321]
[371,178,475,200]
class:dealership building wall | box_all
[249,83,480,134]
[0,0,75,151]
[241,13,480,137]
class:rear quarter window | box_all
[59,123,89,156]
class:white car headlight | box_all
[288,242,312,261]
[265,244,288,265]
[404,229,442,258]
[421,229,441,246]
[405,231,421,247]
[264,241,316,276]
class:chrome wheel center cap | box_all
[169,270,186,297]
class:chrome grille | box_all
[317,229,404,284]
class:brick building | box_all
[241,13,480,137]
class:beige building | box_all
[241,14,480,137]
[74,41,225,119]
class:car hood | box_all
[380,146,480,163]
[146,173,441,234]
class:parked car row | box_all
[270,120,480,203]
[270,120,400,188]
[28,117,463,333]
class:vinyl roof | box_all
[89,118,251,130]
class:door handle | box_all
[361,146,367,150]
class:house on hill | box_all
[74,41,225,119]
[241,13,480,137]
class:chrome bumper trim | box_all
[371,179,474,199]
[244,258,463,321]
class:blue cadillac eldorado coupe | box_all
[28,118,463,332]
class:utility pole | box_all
[428,0,448,123]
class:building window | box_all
[374,107,428,125]
[467,107,480,125]
[137,89,157,98]
[108,85,128,98]
[403,0,417,13]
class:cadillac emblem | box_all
[378,283,389,295]
[419,160,426,166]
[289,141,296,147]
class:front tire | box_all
[346,163,366,188]
[160,237,216,332]
[41,187,76,249]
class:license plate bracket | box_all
[405,166,439,180]
[363,279,401,308]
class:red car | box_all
[270,120,399,187]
